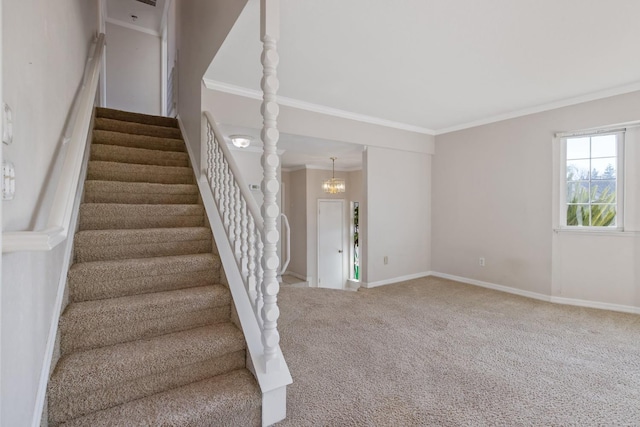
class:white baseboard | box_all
[549,296,640,315]
[430,271,640,315]
[361,271,431,289]
[429,272,551,302]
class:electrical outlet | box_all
[384,256,388,265]
[479,257,485,267]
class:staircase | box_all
[47,108,261,426]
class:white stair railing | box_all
[204,112,283,371]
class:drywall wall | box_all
[285,169,307,277]
[433,90,640,308]
[176,0,248,171]
[105,22,161,115]
[201,88,435,154]
[362,147,432,286]
[1,1,99,425]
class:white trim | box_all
[430,271,640,315]
[105,17,161,37]
[99,0,107,107]
[161,26,168,116]
[281,164,362,173]
[430,272,551,302]
[436,81,640,135]
[202,78,436,135]
[159,0,172,35]
[361,271,432,289]
[549,296,640,315]
[553,228,639,237]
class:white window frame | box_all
[559,130,625,231]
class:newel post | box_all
[260,0,281,372]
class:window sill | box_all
[554,228,639,237]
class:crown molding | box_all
[436,81,640,135]
[202,78,435,135]
[282,164,361,173]
[106,17,161,37]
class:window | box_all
[562,132,624,228]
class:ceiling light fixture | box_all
[322,157,346,194]
[230,135,252,148]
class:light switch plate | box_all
[3,103,13,145]
[2,161,16,200]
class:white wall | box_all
[176,0,248,171]
[362,147,432,287]
[105,22,161,115]
[1,1,99,425]
[284,169,307,277]
[433,90,640,309]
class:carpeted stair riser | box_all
[94,117,182,139]
[79,203,204,230]
[87,161,194,185]
[60,285,231,354]
[96,107,179,128]
[58,369,261,427]
[51,351,247,426]
[69,254,220,302]
[48,324,245,425]
[49,108,261,426]
[93,130,185,152]
[74,227,212,262]
[91,144,189,167]
[84,181,199,205]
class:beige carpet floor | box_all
[276,276,640,426]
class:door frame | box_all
[317,198,345,289]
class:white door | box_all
[318,200,344,289]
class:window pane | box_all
[591,135,617,158]
[590,204,616,227]
[566,182,589,203]
[566,204,589,226]
[592,181,616,203]
[567,159,590,180]
[591,157,616,179]
[566,137,590,159]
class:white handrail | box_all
[203,111,264,231]
[3,33,106,253]
[279,213,290,275]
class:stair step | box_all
[93,129,185,152]
[69,253,220,302]
[96,107,178,128]
[87,161,194,185]
[58,369,261,427]
[90,144,189,167]
[94,117,182,139]
[74,227,212,262]
[60,285,231,354]
[48,324,246,425]
[79,203,204,230]
[84,180,199,204]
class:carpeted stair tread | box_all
[94,117,182,139]
[84,180,198,204]
[91,143,189,167]
[58,369,261,427]
[96,107,178,128]
[60,285,231,354]
[79,203,204,230]
[93,129,185,152]
[49,323,245,400]
[87,161,194,185]
[69,253,220,302]
[74,227,212,262]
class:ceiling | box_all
[106,0,167,34]
[206,0,640,135]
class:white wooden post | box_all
[260,0,281,372]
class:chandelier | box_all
[322,157,346,194]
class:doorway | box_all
[317,199,345,289]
